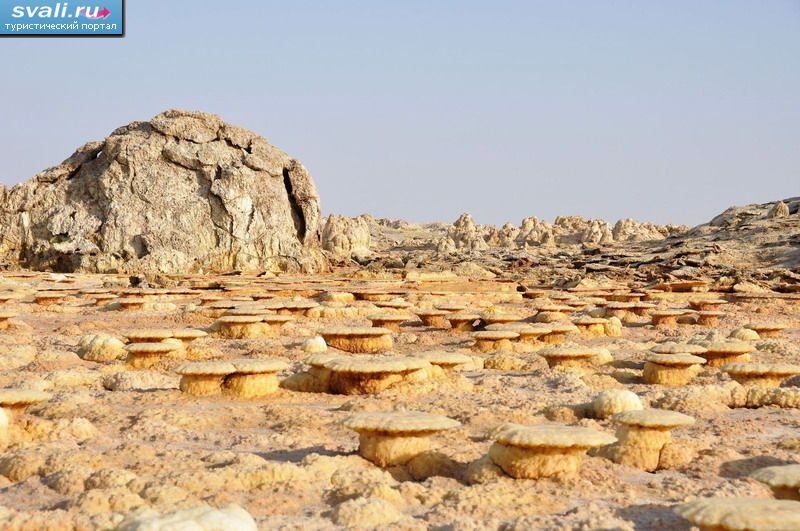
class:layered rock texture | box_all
[0,110,326,274]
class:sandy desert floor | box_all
[0,271,798,530]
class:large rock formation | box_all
[321,214,372,260]
[0,110,327,274]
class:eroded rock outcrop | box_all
[0,110,327,274]
[445,213,490,252]
[432,213,684,253]
[322,214,372,260]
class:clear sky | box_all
[1,1,798,226]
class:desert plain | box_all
[0,111,798,530]
[0,262,798,529]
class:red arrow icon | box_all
[87,7,111,19]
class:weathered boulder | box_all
[516,217,555,247]
[612,218,685,242]
[767,200,790,219]
[444,213,489,251]
[322,214,372,259]
[0,110,327,274]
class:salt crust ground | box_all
[0,272,797,529]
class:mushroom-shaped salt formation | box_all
[608,292,645,303]
[0,390,52,423]
[631,302,656,316]
[117,297,147,311]
[165,288,197,296]
[266,299,319,316]
[650,342,708,356]
[604,302,637,320]
[125,339,183,369]
[750,464,800,500]
[281,353,341,393]
[223,306,273,317]
[649,310,685,327]
[416,352,472,374]
[123,329,174,343]
[123,288,164,300]
[357,290,399,302]
[745,322,788,338]
[259,314,295,335]
[172,328,208,346]
[566,297,592,309]
[413,309,450,328]
[92,293,118,306]
[229,314,292,338]
[537,304,575,315]
[198,295,224,306]
[697,341,755,368]
[0,311,18,330]
[674,498,800,531]
[522,289,547,300]
[592,390,643,419]
[564,299,590,311]
[696,311,724,327]
[367,313,409,333]
[81,288,110,297]
[373,299,413,310]
[435,302,468,312]
[721,363,800,388]
[202,300,243,317]
[343,411,461,466]
[480,310,523,327]
[487,424,616,479]
[486,323,552,344]
[319,291,355,303]
[643,354,706,386]
[534,309,571,324]
[549,292,574,303]
[605,409,694,471]
[515,323,553,344]
[573,317,610,337]
[0,292,20,305]
[216,316,271,339]
[471,330,519,353]
[324,356,431,395]
[688,299,728,311]
[446,313,481,332]
[653,280,709,293]
[725,292,782,303]
[33,292,68,306]
[222,359,288,398]
[539,345,605,371]
[306,353,340,386]
[319,327,393,354]
[539,323,578,344]
[176,361,236,396]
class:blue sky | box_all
[1,1,798,225]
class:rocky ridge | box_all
[326,199,800,290]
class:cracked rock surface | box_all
[0,110,326,275]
